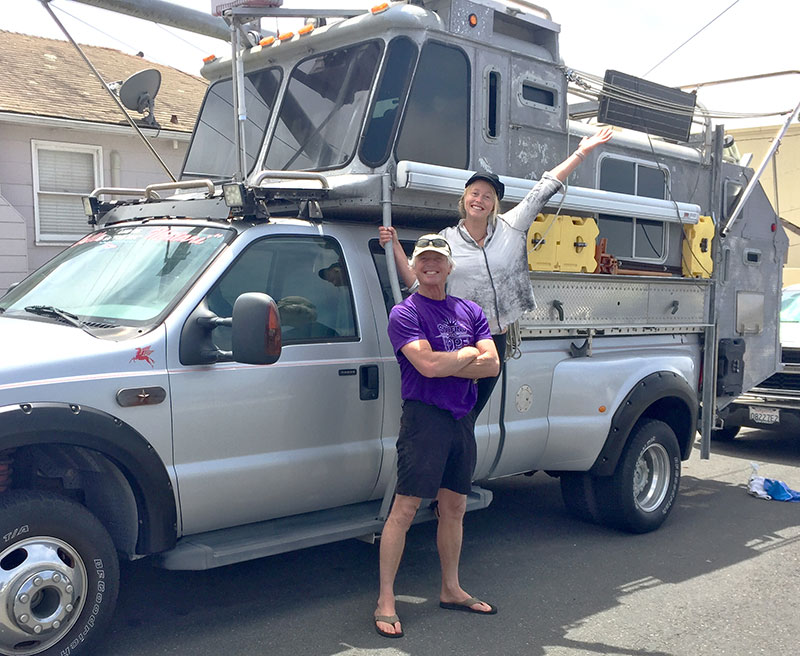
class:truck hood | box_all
[0,315,166,391]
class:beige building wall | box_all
[728,123,800,287]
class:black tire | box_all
[595,419,681,534]
[560,472,600,523]
[711,425,740,441]
[0,491,119,656]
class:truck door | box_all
[169,234,384,535]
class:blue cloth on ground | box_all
[763,478,800,502]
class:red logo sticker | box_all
[130,346,155,368]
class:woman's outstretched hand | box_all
[577,126,614,155]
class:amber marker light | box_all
[468,13,478,27]
[371,3,390,14]
[202,54,216,64]
[299,24,314,36]
[278,31,294,41]
[599,406,607,413]
[259,36,275,46]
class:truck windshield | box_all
[780,288,800,323]
[264,41,382,171]
[0,226,232,331]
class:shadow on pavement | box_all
[102,436,800,656]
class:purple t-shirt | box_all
[388,293,492,420]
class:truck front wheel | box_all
[0,491,119,656]
[596,419,681,533]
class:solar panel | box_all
[597,70,696,142]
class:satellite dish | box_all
[119,69,162,128]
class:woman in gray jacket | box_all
[379,127,613,416]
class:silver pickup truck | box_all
[1,215,706,655]
[0,1,786,654]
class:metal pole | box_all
[40,0,176,182]
[382,172,403,305]
[67,0,231,41]
[723,98,800,235]
[228,16,248,182]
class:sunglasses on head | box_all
[415,237,449,250]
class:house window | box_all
[597,157,668,261]
[32,140,102,243]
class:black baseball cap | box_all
[465,171,504,200]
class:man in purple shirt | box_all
[375,234,500,639]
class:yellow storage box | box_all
[527,213,560,271]
[557,216,599,273]
[682,215,714,278]
[527,214,599,273]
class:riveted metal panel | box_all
[520,272,711,332]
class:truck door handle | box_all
[360,364,379,401]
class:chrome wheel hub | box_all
[633,443,670,513]
[0,537,87,655]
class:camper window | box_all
[360,37,418,167]
[182,67,282,180]
[265,41,383,171]
[597,156,669,262]
[395,41,470,169]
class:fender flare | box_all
[589,371,698,477]
[0,402,176,554]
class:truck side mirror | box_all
[232,292,282,365]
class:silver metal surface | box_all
[521,273,711,329]
[634,442,670,513]
[0,537,88,655]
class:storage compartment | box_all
[682,215,714,278]
[717,337,746,397]
[558,216,599,273]
[527,214,598,273]
[527,213,559,271]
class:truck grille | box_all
[782,347,800,364]
[756,372,800,392]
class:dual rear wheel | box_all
[560,419,681,533]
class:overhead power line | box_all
[642,0,741,77]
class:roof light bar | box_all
[371,3,390,14]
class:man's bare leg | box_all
[376,494,421,635]
[436,487,492,613]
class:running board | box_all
[157,485,493,570]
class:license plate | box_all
[749,406,780,425]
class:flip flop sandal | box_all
[374,614,404,638]
[439,597,498,615]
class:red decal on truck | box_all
[130,346,155,368]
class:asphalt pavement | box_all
[101,428,800,656]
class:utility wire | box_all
[51,2,140,55]
[642,0,741,77]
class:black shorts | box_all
[396,400,477,498]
